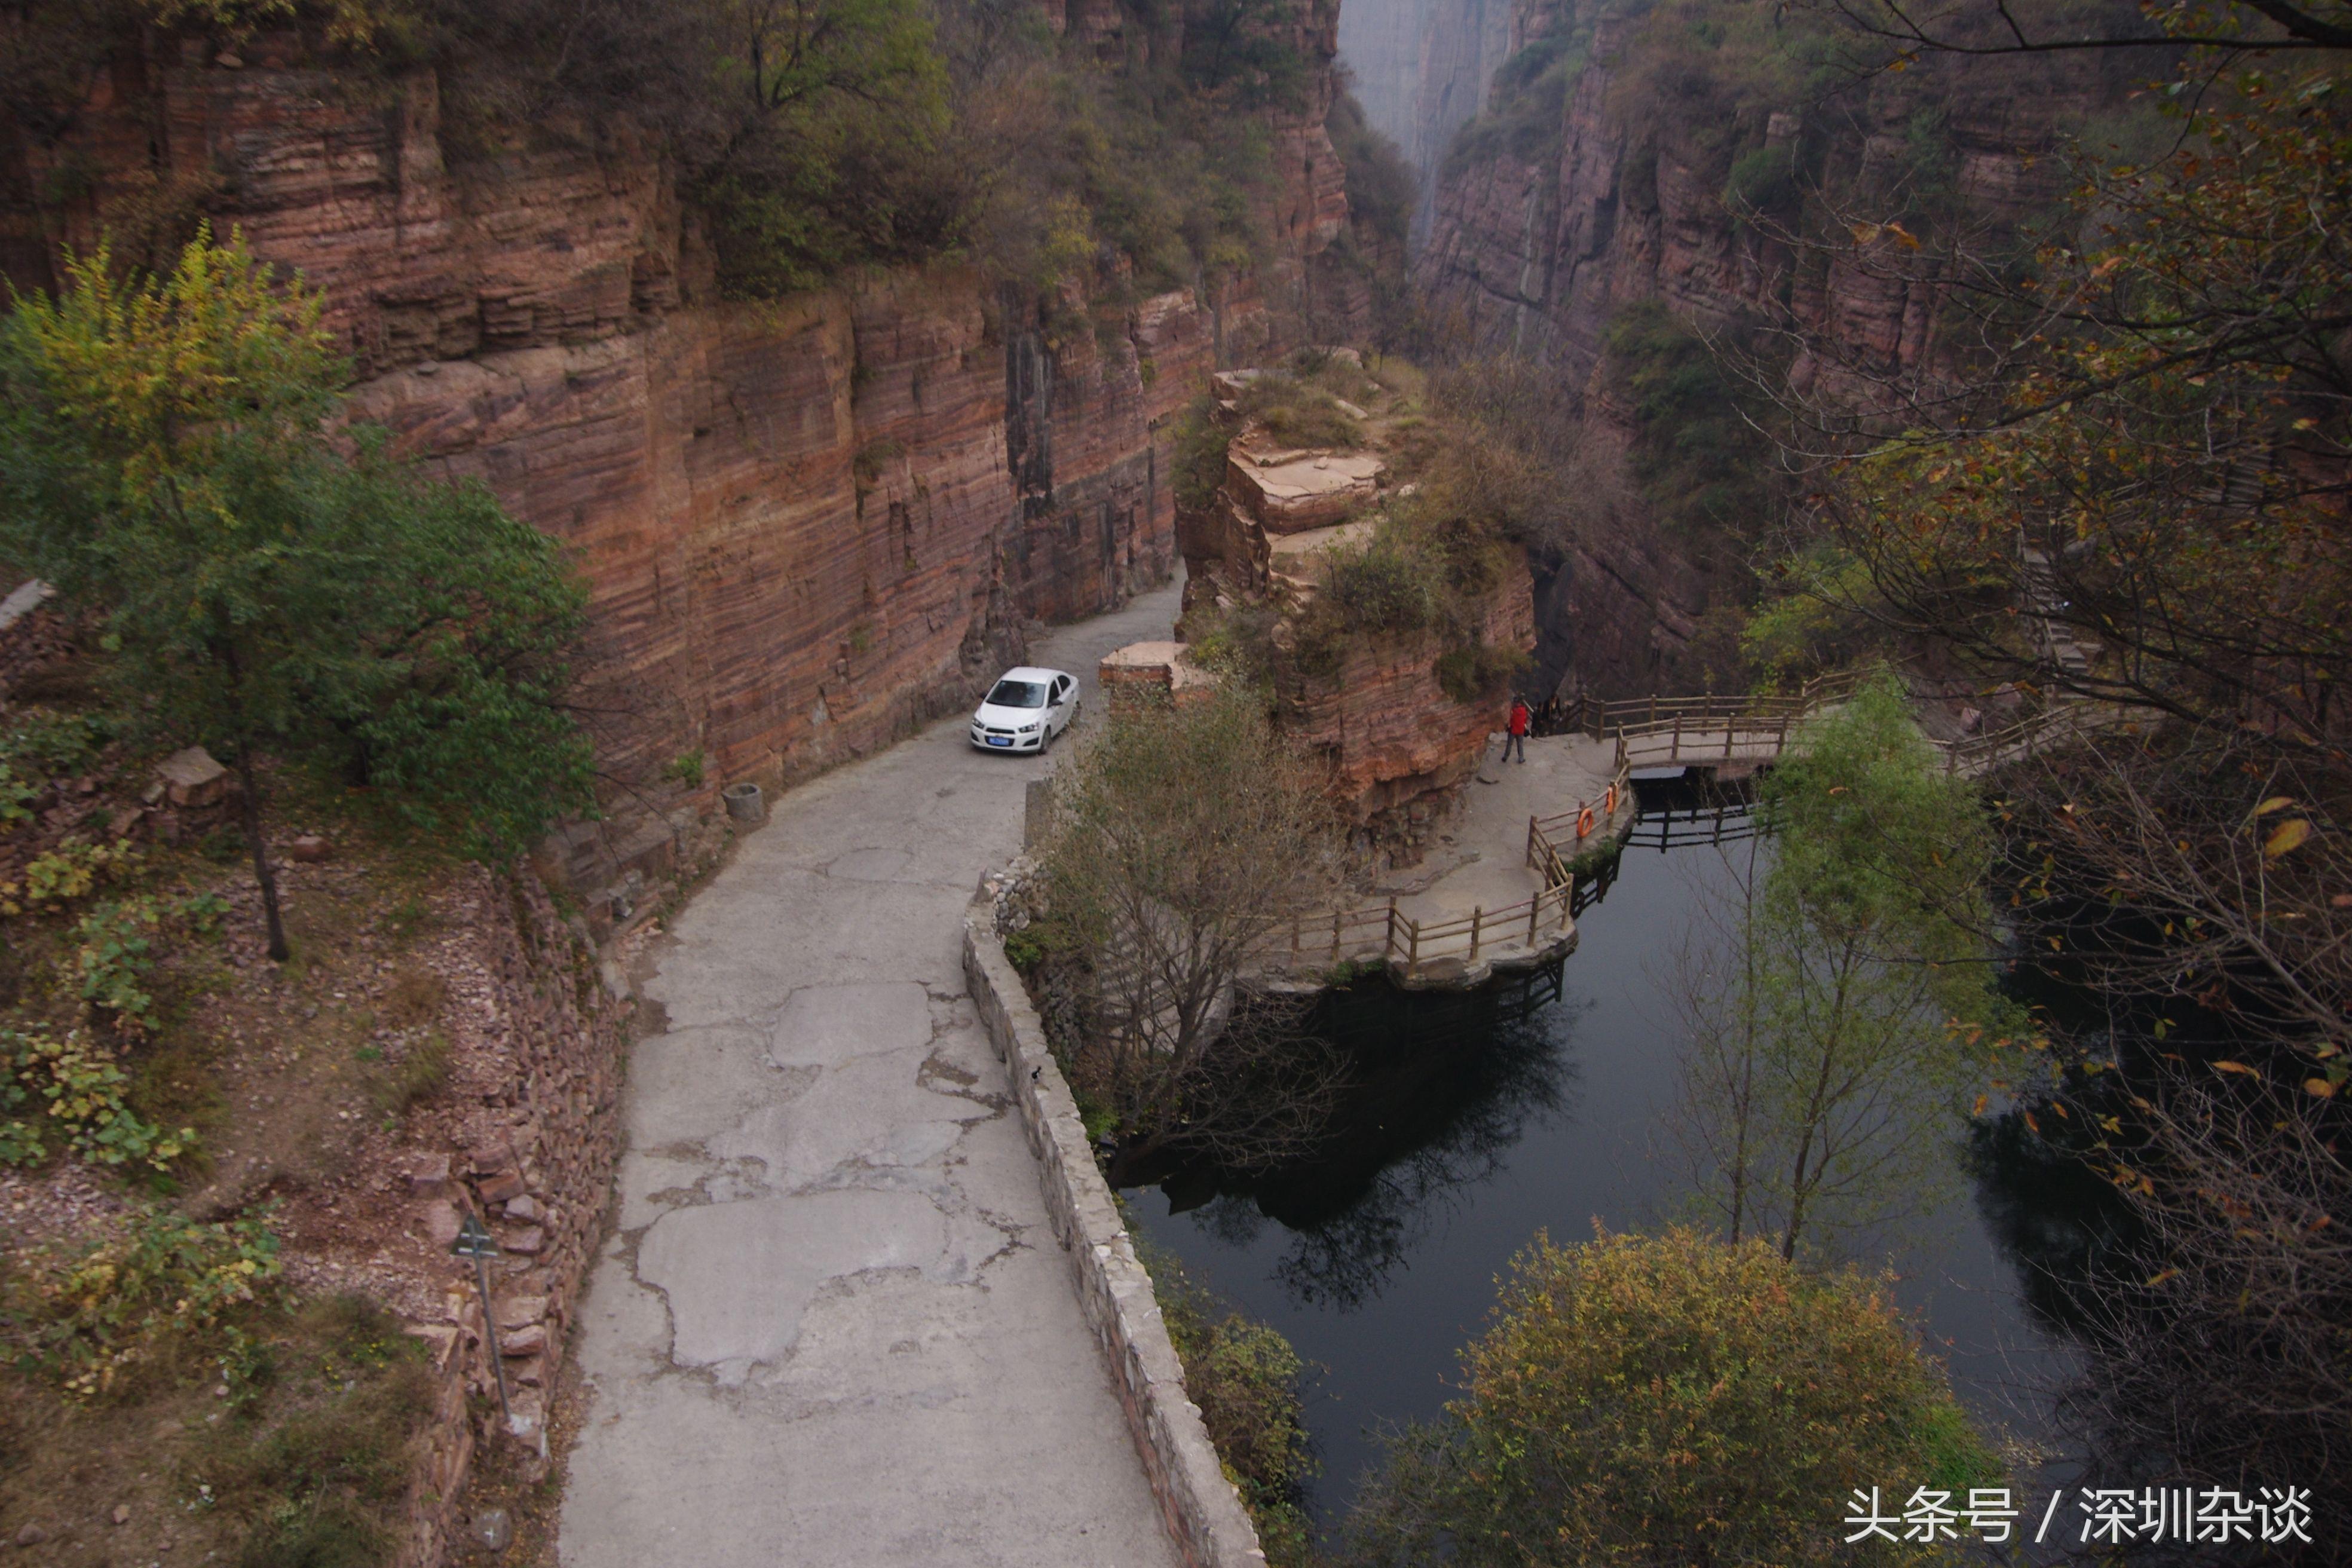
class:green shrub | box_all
[368,1031,450,1120]
[1442,28,1587,180]
[0,1027,192,1169]
[1320,533,1440,634]
[1345,1228,1998,1566]
[1725,142,1797,221]
[0,835,140,917]
[72,896,162,1031]
[1142,1243,1316,1566]
[1603,298,1779,538]
[1432,642,1529,704]
[663,749,707,789]
[1187,602,1284,693]
[1236,373,1364,451]
[0,761,33,830]
[4,1203,281,1397]
[188,1295,437,1568]
[0,706,114,780]
[1171,396,1234,514]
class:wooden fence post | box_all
[1405,918,1420,979]
[1526,893,1540,944]
[1469,906,1483,961]
[1330,908,1342,963]
[1386,896,1398,959]
[1671,710,1683,761]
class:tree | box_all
[0,228,595,960]
[1667,678,2011,1260]
[1038,686,1347,1181]
[1755,10,2352,1518]
[692,0,954,295]
[1343,1227,1998,1568]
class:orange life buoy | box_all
[1577,806,1596,840]
[1603,783,1618,816]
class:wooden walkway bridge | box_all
[1244,673,2145,993]
[1248,751,1633,991]
[1558,671,2134,780]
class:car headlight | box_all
[1018,721,1042,733]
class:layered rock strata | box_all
[1411,0,2141,695]
[1169,369,1533,855]
[0,17,1364,908]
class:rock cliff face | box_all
[1169,363,1533,857]
[1337,0,1514,243]
[1411,0,2140,696]
[1,16,1361,901]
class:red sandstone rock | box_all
[0,39,1362,908]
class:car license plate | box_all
[986,736,1012,747]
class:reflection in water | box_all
[1150,966,1579,1310]
[1967,1104,2148,1343]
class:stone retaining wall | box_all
[962,909,1269,1568]
[395,867,636,1567]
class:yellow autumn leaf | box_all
[2263,818,2312,859]
[1849,222,1882,245]
[2211,1060,2260,1077]
[2305,1078,2338,1098]
[2251,795,2296,817]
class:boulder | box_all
[500,1322,547,1356]
[155,746,229,809]
[406,1152,453,1198]
[495,1294,549,1330]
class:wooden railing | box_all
[1554,670,1866,742]
[1564,666,2140,782]
[1251,751,1634,982]
[1524,752,1634,889]
[1257,879,1577,981]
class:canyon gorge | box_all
[0,0,2146,875]
[0,0,1371,914]
[1343,0,2143,696]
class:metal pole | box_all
[473,1247,513,1431]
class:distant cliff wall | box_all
[1337,0,1512,244]
[1411,0,2142,695]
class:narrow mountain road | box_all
[560,581,1186,1568]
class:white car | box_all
[970,666,1080,753]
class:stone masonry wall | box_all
[391,865,635,1568]
[963,911,1267,1568]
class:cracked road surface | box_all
[560,583,1186,1568]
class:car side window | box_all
[1052,678,1069,703]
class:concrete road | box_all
[561,582,1186,1568]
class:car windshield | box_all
[987,679,1048,709]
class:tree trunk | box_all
[234,745,290,961]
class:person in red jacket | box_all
[1505,696,1531,763]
